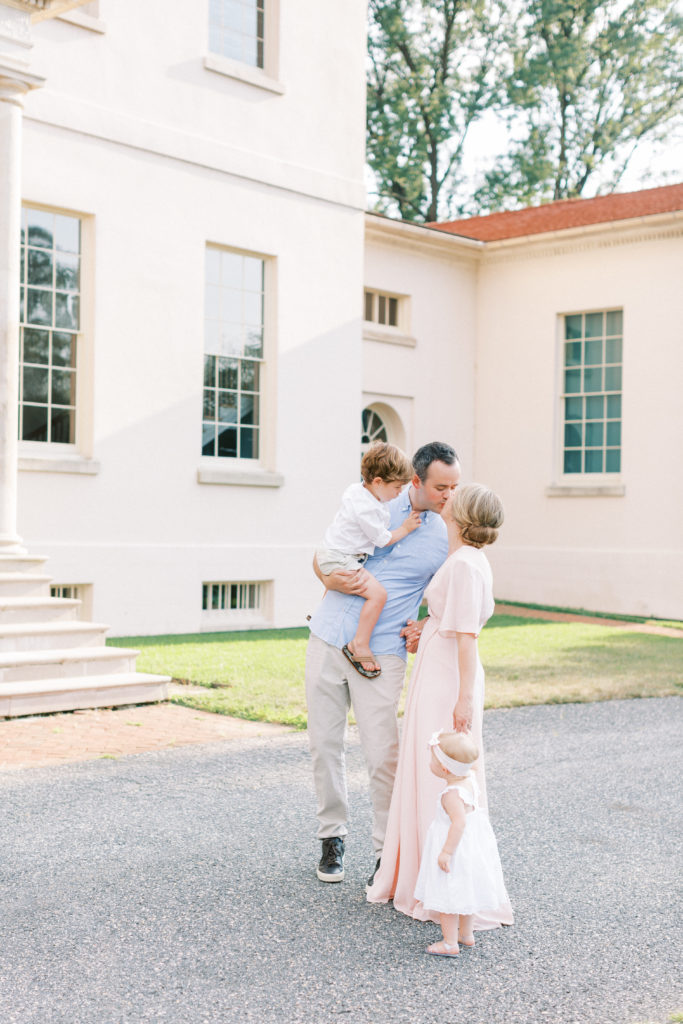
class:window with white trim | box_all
[50,584,80,600]
[561,309,623,475]
[361,407,388,450]
[203,247,264,460]
[19,206,81,446]
[364,289,402,328]
[201,581,267,627]
[209,0,265,68]
[50,584,92,620]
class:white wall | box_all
[25,0,366,201]
[363,219,479,473]
[16,0,368,635]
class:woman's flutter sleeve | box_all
[438,559,485,638]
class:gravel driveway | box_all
[0,697,681,1024]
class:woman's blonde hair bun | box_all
[450,483,504,549]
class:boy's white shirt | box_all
[322,482,393,554]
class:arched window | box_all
[361,407,388,451]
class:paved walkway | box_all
[495,602,682,637]
[0,697,680,1024]
[0,691,291,770]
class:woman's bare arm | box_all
[453,631,477,731]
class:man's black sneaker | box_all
[317,837,345,882]
[366,857,381,891]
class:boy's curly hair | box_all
[361,442,413,485]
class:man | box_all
[305,441,461,884]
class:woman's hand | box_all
[400,617,426,654]
[452,696,473,733]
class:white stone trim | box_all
[203,53,284,94]
[197,466,284,487]
[363,325,416,348]
[57,9,105,32]
[30,1,95,22]
[24,92,365,211]
[19,453,100,474]
[545,484,625,497]
[479,214,683,264]
[365,213,483,261]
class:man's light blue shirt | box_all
[309,489,448,661]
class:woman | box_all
[367,483,513,931]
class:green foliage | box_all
[475,0,683,209]
[367,0,508,221]
[367,0,683,218]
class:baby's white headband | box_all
[428,730,474,776]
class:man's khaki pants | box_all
[305,634,406,856]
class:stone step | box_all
[0,573,54,597]
[0,645,140,683]
[0,672,170,718]
[0,554,49,574]
[0,620,108,652]
[0,597,80,625]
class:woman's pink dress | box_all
[367,544,513,931]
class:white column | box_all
[0,5,44,553]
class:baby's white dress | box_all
[413,775,510,916]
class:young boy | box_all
[315,442,421,677]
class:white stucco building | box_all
[365,189,683,621]
[1,0,681,692]
[6,0,368,644]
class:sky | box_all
[366,101,683,219]
[460,112,683,201]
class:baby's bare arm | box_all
[437,790,467,873]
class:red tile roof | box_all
[430,183,683,241]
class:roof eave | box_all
[473,208,683,249]
[364,211,485,258]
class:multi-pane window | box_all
[50,584,91,620]
[203,247,264,460]
[361,407,388,448]
[50,585,80,600]
[562,310,623,475]
[202,581,261,613]
[364,289,400,328]
[209,0,265,68]
[19,207,81,445]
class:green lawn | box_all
[108,612,682,730]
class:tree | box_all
[366,0,508,221]
[474,0,683,210]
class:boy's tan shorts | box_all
[316,547,368,576]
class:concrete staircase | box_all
[0,552,169,718]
